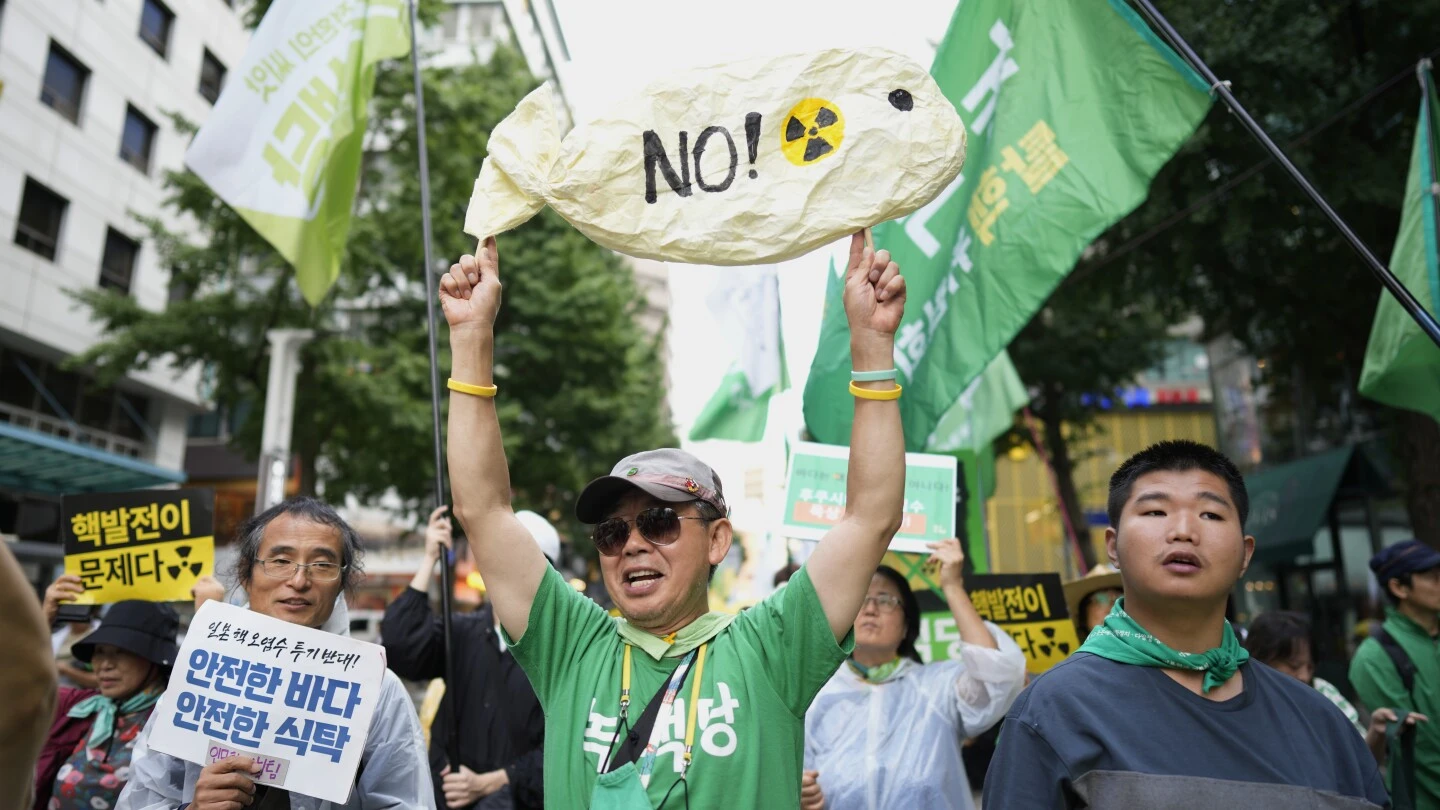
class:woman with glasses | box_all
[802,539,1026,810]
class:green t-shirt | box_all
[506,565,853,809]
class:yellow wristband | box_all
[849,381,902,401]
[447,378,498,398]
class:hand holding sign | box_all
[440,239,503,334]
[843,233,906,342]
[193,754,260,810]
[43,574,86,625]
[925,539,966,591]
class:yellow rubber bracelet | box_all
[849,381,902,401]
[447,377,498,398]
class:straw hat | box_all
[1062,564,1123,620]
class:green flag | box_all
[1359,64,1440,422]
[803,0,1212,449]
[185,0,411,305]
[927,350,1029,452]
[689,267,787,441]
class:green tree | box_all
[1092,0,1440,542]
[69,46,675,522]
[1004,263,1177,569]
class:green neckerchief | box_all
[615,611,736,660]
[69,687,162,748]
[1079,597,1248,694]
[845,656,910,684]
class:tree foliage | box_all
[1007,0,1440,547]
[70,46,675,519]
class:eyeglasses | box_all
[861,594,903,613]
[254,558,346,582]
[591,507,709,557]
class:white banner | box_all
[147,601,386,804]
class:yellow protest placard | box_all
[61,489,216,604]
[889,551,1079,676]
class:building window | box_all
[14,178,68,261]
[40,42,89,125]
[199,49,226,104]
[138,0,174,59]
[100,228,139,294]
[120,105,158,174]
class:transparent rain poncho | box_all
[804,622,1026,810]
[116,598,435,810]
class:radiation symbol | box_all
[781,98,845,167]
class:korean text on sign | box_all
[61,488,215,604]
[147,601,385,804]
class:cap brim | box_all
[72,625,180,668]
[575,476,694,523]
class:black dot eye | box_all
[888,89,913,111]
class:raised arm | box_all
[441,238,548,639]
[805,231,908,641]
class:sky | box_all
[548,0,960,438]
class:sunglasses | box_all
[591,506,709,557]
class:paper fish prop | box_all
[465,48,967,265]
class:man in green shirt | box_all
[1350,539,1440,804]
[438,232,907,809]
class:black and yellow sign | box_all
[62,488,216,604]
[908,568,1080,675]
[781,98,844,166]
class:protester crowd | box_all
[7,236,1438,809]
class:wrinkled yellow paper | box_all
[465,48,967,265]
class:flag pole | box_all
[407,0,461,770]
[1132,0,1440,350]
[1423,61,1439,280]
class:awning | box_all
[0,421,186,494]
[1245,446,1390,564]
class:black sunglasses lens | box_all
[592,518,628,556]
[636,507,681,545]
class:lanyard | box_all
[636,643,708,787]
[608,642,710,787]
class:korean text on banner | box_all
[803,0,1212,451]
[913,570,1079,675]
[781,441,955,552]
[147,601,386,804]
[62,488,215,604]
[184,0,410,306]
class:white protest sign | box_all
[148,600,386,804]
[465,47,967,265]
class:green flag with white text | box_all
[185,0,410,306]
[1359,64,1440,423]
[927,350,1029,452]
[803,0,1211,449]
[689,267,787,441]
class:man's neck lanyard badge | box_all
[601,642,711,796]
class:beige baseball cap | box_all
[575,448,728,523]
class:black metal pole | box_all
[1132,0,1440,349]
[407,0,461,770]
[1423,61,1440,301]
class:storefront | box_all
[1234,445,1406,690]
